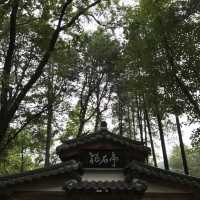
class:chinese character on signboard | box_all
[89,152,119,168]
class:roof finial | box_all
[100,121,107,130]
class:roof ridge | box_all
[56,130,149,155]
[62,130,143,145]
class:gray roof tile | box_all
[0,160,80,188]
[125,161,200,189]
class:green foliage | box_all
[86,30,120,66]
[122,0,200,116]
[170,145,200,177]
[0,149,34,175]
[0,131,39,175]
[61,103,81,141]
[190,128,200,149]
[1,0,200,177]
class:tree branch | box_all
[88,13,106,27]
[61,0,102,30]
[0,0,19,114]
[8,0,74,120]
[8,0,102,122]
[1,104,48,152]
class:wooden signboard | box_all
[81,150,125,168]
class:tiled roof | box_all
[125,161,200,189]
[0,160,80,188]
[63,179,147,193]
[56,130,150,154]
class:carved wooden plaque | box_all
[81,150,125,168]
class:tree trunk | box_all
[131,103,137,140]
[144,114,148,147]
[77,77,93,137]
[136,95,143,142]
[144,108,158,167]
[94,110,101,132]
[44,66,53,168]
[118,102,123,136]
[77,104,87,137]
[175,114,189,175]
[94,88,101,132]
[117,92,123,136]
[143,113,148,164]
[20,143,24,173]
[127,105,132,139]
[0,123,9,153]
[44,102,53,168]
[78,117,85,137]
[0,0,19,152]
[156,110,169,170]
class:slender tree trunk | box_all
[45,102,53,168]
[94,88,101,132]
[136,95,143,142]
[143,113,149,164]
[94,109,101,132]
[77,102,89,137]
[44,66,53,168]
[78,120,85,136]
[78,99,95,136]
[77,105,87,137]
[117,92,123,136]
[77,76,93,137]
[175,114,189,175]
[156,110,169,170]
[94,85,100,132]
[144,114,148,147]
[20,143,24,173]
[127,105,132,138]
[144,108,158,167]
[131,103,137,140]
[118,102,123,136]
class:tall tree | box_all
[44,65,54,168]
[175,114,189,175]
[144,108,157,167]
[0,0,105,154]
[73,30,119,136]
[156,107,169,170]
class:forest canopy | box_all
[0,0,200,176]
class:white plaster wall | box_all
[82,168,124,181]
